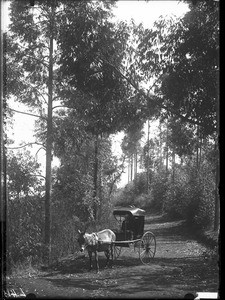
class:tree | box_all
[57,1,145,219]
[57,1,138,135]
[121,121,145,182]
[133,0,219,229]
[7,149,43,198]
[161,2,218,137]
[52,109,125,224]
[161,1,219,229]
[7,0,61,263]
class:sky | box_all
[4,0,189,187]
[114,1,189,27]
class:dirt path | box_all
[6,215,219,298]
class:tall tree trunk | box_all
[134,150,137,178]
[172,149,175,184]
[93,135,99,220]
[196,125,199,172]
[44,2,54,264]
[2,146,8,274]
[130,154,133,181]
[166,120,169,174]
[214,139,220,231]
[159,121,162,169]
[128,160,130,182]
[199,137,202,170]
[97,148,103,222]
[1,26,8,275]
[146,119,150,193]
[214,93,220,231]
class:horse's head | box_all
[77,229,86,252]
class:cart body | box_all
[113,206,145,241]
[112,206,156,264]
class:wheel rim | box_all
[139,232,156,265]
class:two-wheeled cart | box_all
[112,206,156,265]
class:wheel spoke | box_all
[139,231,156,265]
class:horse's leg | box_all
[88,251,92,271]
[95,251,99,273]
[109,244,113,267]
[109,244,113,268]
[104,250,110,268]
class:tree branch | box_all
[30,173,46,180]
[35,147,46,158]
[100,55,203,127]
[52,105,68,110]
[9,108,47,120]
[23,53,49,67]
[31,84,48,106]
[7,142,46,150]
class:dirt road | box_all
[6,215,219,298]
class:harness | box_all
[84,232,111,251]
[84,232,99,250]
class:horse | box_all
[77,228,116,272]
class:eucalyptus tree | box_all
[162,1,219,229]
[135,0,219,228]
[6,0,63,263]
[57,1,144,219]
[121,121,144,182]
[51,109,125,226]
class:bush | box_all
[133,173,148,195]
[192,165,215,230]
[150,171,168,213]
[163,180,189,219]
[113,181,136,207]
[7,196,44,268]
[134,193,152,210]
[51,215,82,260]
[163,163,215,230]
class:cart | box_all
[112,206,156,265]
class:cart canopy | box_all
[113,206,145,217]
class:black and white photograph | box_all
[1,0,219,298]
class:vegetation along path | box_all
[7,214,219,299]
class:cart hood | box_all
[113,206,145,216]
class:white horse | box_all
[77,229,116,272]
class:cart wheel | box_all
[139,231,156,265]
[114,245,122,260]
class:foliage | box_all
[162,1,218,137]
[163,168,190,219]
[57,1,141,136]
[167,117,195,158]
[51,110,120,221]
[150,170,168,212]
[7,149,44,198]
[141,137,160,171]
[114,173,151,210]
[6,0,59,107]
[7,195,44,266]
[163,160,215,230]
[136,1,219,138]
[121,121,145,157]
[51,215,82,259]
